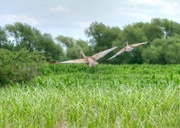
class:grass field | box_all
[0,64,179,128]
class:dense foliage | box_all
[0,48,45,86]
[0,18,180,85]
[0,64,179,127]
[0,22,64,61]
[0,18,180,64]
[85,18,180,64]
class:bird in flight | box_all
[56,46,118,67]
[108,41,149,60]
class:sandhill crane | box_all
[56,46,118,67]
[108,41,149,60]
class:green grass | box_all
[0,64,179,128]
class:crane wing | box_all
[108,47,125,60]
[91,46,118,60]
[130,41,149,47]
[57,59,86,64]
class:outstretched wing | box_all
[130,41,149,47]
[57,59,86,64]
[91,46,118,60]
[108,47,125,60]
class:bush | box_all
[0,48,45,86]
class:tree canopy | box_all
[0,18,180,64]
[1,22,64,61]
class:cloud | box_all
[1,0,179,40]
[130,0,162,5]
[74,21,92,28]
[112,0,180,25]
[50,5,70,14]
[128,0,180,15]
[0,14,39,25]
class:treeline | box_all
[0,18,180,64]
[0,18,180,85]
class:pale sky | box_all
[1,0,180,40]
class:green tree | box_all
[41,34,64,61]
[0,27,14,50]
[121,24,145,43]
[56,35,91,60]
[76,39,92,55]
[142,35,180,64]
[85,22,122,64]
[113,24,148,64]
[151,18,180,38]
[142,23,164,40]
[164,35,180,63]
[85,22,122,53]
[0,27,7,47]
[5,22,42,51]
[142,39,167,64]
[4,22,64,61]
[56,35,75,48]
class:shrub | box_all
[0,48,45,86]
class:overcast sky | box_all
[1,0,180,40]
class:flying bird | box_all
[56,46,118,67]
[108,41,149,60]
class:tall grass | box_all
[0,64,179,127]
